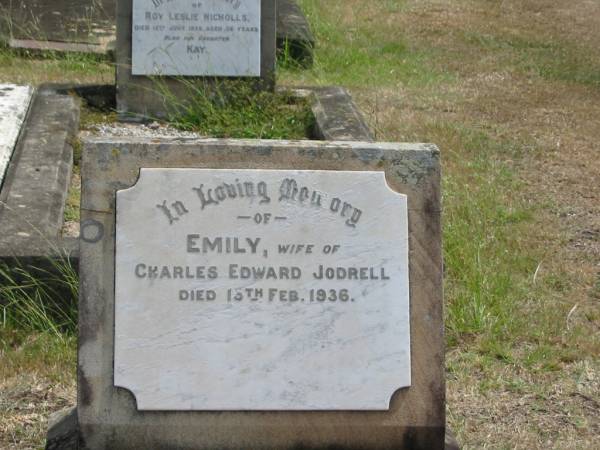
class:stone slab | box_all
[0,84,33,190]
[0,0,115,45]
[45,407,78,450]
[0,87,78,249]
[132,0,262,77]
[79,137,444,449]
[115,168,410,411]
[276,0,314,66]
[116,0,277,120]
[310,86,375,142]
[9,38,115,57]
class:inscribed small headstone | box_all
[132,0,261,76]
[116,0,276,118]
[0,85,33,187]
[115,169,410,410]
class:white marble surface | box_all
[115,169,410,410]
[0,85,33,187]
[132,0,261,76]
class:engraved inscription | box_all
[132,0,261,76]
[115,169,410,411]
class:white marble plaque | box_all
[0,84,33,187]
[131,0,261,76]
[115,169,410,410]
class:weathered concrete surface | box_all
[0,87,79,255]
[45,407,78,450]
[0,84,33,190]
[310,86,375,142]
[9,37,115,58]
[47,406,461,449]
[79,137,444,449]
[0,0,115,45]
[277,0,315,67]
[116,0,277,120]
[445,429,461,450]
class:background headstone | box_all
[116,0,277,120]
[131,0,262,77]
[78,137,444,449]
[0,0,115,52]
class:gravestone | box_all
[0,84,33,188]
[117,0,277,119]
[78,137,444,449]
[1,0,116,55]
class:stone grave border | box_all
[0,83,373,271]
[0,85,80,266]
[277,0,315,67]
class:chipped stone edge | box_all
[0,85,80,265]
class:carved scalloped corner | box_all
[113,384,141,411]
[387,381,412,410]
[381,170,409,201]
[116,168,145,197]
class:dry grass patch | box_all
[286,0,600,448]
[0,331,76,449]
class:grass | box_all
[63,172,81,224]
[165,80,315,139]
[284,1,600,448]
[0,43,112,85]
[280,0,450,88]
[0,5,112,85]
[440,125,534,344]
[0,257,78,448]
[0,259,78,337]
[460,31,600,87]
[63,137,83,224]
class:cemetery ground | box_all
[0,0,598,448]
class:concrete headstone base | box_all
[44,406,461,450]
[45,407,78,450]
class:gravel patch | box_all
[82,122,207,139]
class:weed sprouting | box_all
[0,256,78,338]
[161,79,314,139]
